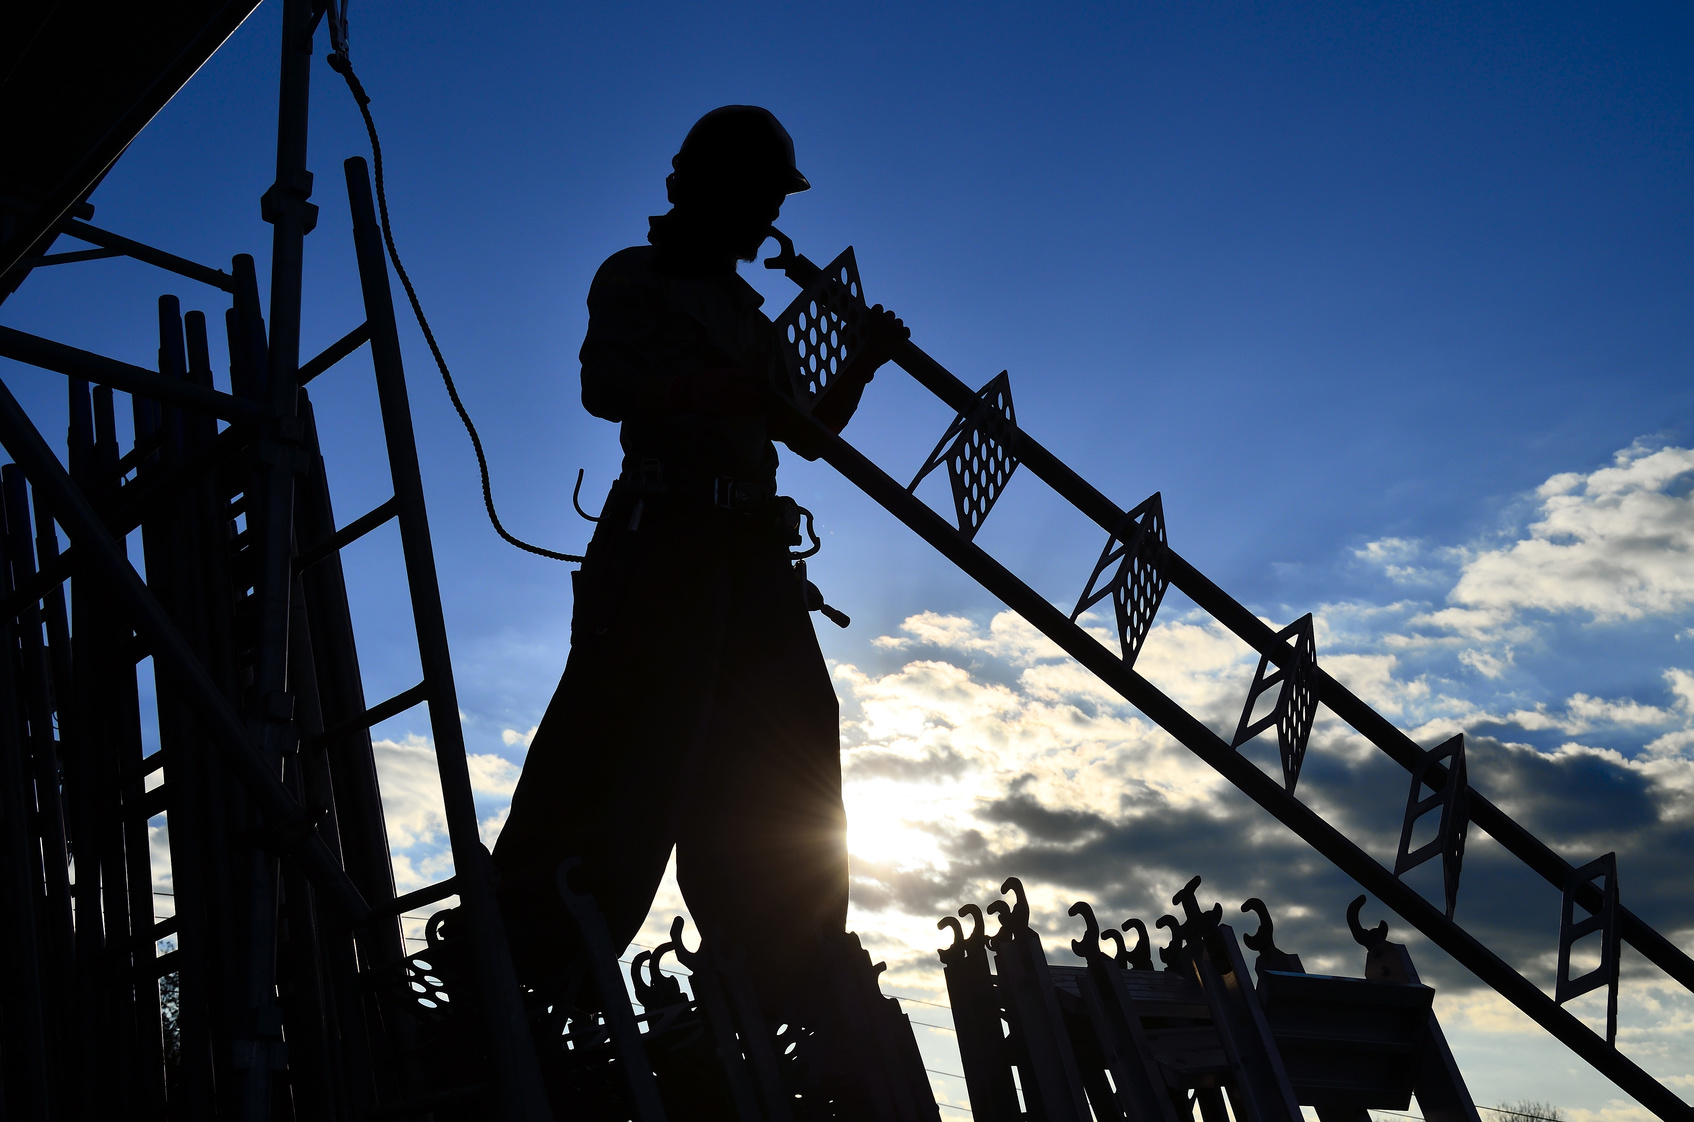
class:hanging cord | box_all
[325,41,584,563]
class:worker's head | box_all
[666,106,809,260]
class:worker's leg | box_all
[493,495,731,985]
[676,539,849,1018]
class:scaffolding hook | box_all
[1101,927,1130,968]
[1069,900,1103,961]
[1241,897,1276,952]
[1120,917,1155,970]
[1156,914,1185,968]
[572,468,602,522]
[1347,895,1389,949]
[959,903,986,946]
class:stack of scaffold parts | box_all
[937,875,1481,1122]
[384,873,941,1122]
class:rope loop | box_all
[330,51,582,563]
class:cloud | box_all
[479,805,511,848]
[149,821,172,895]
[1443,443,1694,624]
[1356,537,1445,584]
[467,752,522,797]
[371,733,525,886]
[1505,692,1677,735]
[372,734,449,851]
[869,609,1066,663]
[832,604,1694,1025]
[501,725,538,749]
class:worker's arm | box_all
[767,305,906,459]
[580,256,667,422]
[808,305,908,434]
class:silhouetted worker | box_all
[493,106,905,1021]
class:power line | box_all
[1369,1106,1566,1122]
[884,991,954,1013]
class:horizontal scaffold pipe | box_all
[0,325,269,426]
[883,333,1694,1000]
[0,423,255,625]
[61,220,237,293]
[792,396,1691,1122]
[0,373,370,925]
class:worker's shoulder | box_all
[589,245,661,292]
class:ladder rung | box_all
[0,551,73,623]
[294,496,398,574]
[367,876,458,922]
[110,430,167,481]
[298,321,371,385]
[132,783,168,820]
[314,680,428,748]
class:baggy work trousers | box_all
[492,485,849,1015]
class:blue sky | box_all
[3,1,1692,1116]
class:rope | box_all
[327,51,583,563]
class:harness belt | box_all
[627,457,777,515]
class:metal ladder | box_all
[763,230,1694,1122]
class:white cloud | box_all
[1355,537,1444,583]
[479,805,511,848]
[149,821,173,896]
[1460,647,1513,679]
[1444,443,1694,624]
[467,752,522,797]
[869,609,1066,663]
[1357,537,1420,564]
[372,734,524,887]
[372,734,448,850]
[501,725,538,749]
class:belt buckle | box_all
[713,477,761,513]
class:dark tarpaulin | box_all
[0,0,262,298]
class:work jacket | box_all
[580,221,798,492]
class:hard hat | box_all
[673,105,811,195]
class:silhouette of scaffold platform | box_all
[0,3,1689,1120]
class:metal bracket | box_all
[1240,898,1304,974]
[1230,613,1319,793]
[1071,492,1166,666]
[987,874,1032,935]
[908,370,1019,541]
[1172,874,1223,940]
[1119,917,1154,971]
[771,246,871,411]
[1393,733,1469,920]
[1556,852,1621,1045]
[1156,914,1184,969]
